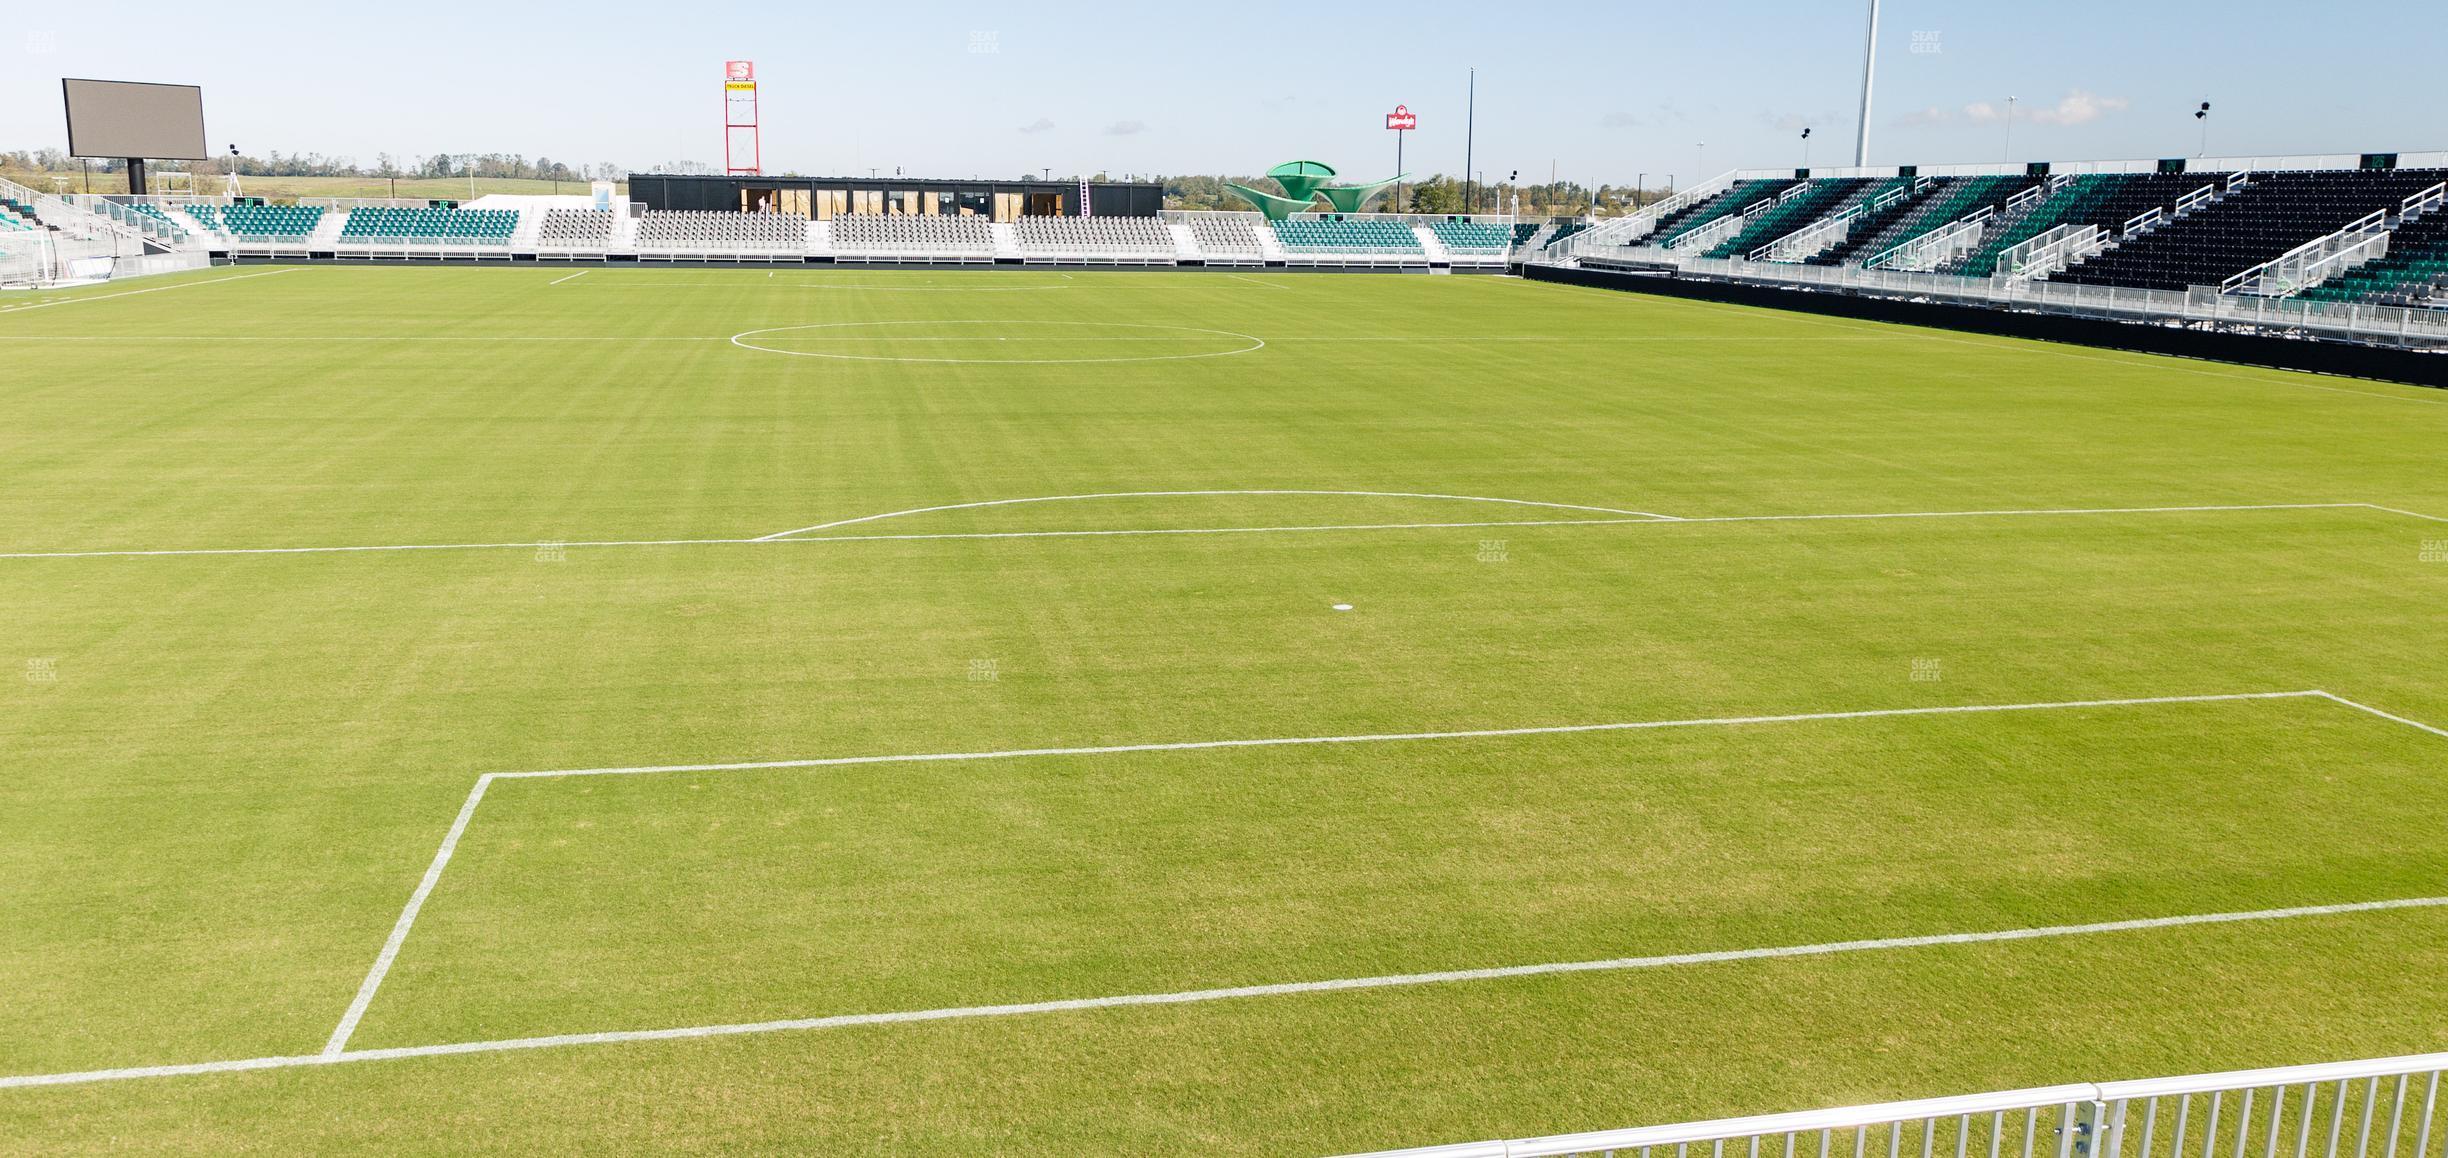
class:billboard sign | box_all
[725,60,755,82]
[62,78,208,160]
[1386,104,1417,131]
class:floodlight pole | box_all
[1464,68,1476,215]
[1853,0,1880,166]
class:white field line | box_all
[544,270,589,286]
[2316,690,2448,741]
[753,489,1685,540]
[321,778,494,1056]
[0,501,2429,562]
[0,267,302,313]
[9,687,2443,1091]
[9,895,2445,1093]
[321,689,2322,1055]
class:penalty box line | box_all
[1,688,2439,1092]
[315,688,2437,1059]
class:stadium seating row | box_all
[1012,215,1176,258]
[1273,218,1422,253]
[828,214,995,257]
[537,208,613,246]
[2055,168,2448,292]
[634,210,807,250]
[197,203,323,238]
[340,207,517,242]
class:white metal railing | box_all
[1996,222,2104,280]
[1667,186,1802,254]
[2223,206,2396,296]
[2403,182,2448,220]
[1333,1052,2448,1158]
[1548,171,1740,257]
[2174,182,2222,216]
[1751,181,1920,262]
[1867,205,1993,271]
[1553,249,2448,347]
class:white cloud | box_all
[1105,120,1148,136]
[1965,91,2130,126]
[1017,117,1056,134]
[1600,111,1642,129]
[1892,105,1952,128]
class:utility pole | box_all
[1464,68,1476,216]
[1853,0,1881,166]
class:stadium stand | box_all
[1012,215,1176,260]
[340,207,518,243]
[1186,213,1265,258]
[1271,217,1423,253]
[2296,208,2448,306]
[215,203,322,238]
[2054,168,2448,291]
[827,214,995,259]
[634,209,808,252]
[537,209,614,247]
[1708,177,1875,258]
[1938,173,2203,277]
[1831,175,2033,267]
[1645,178,1801,248]
[0,202,35,231]
[1430,220,1516,252]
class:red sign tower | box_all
[724,61,760,176]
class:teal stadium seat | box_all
[339,207,518,241]
[1270,218,1424,254]
[1431,220,1515,252]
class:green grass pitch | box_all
[2,265,2446,1153]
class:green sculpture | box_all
[1227,160,1412,220]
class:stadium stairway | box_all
[2295,202,2448,306]
[1641,178,1799,249]
[1835,175,2035,268]
[1712,177,1878,259]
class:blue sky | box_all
[8,1,2440,182]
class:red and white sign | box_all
[725,60,755,82]
[1386,104,1417,131]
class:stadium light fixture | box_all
[1801,126,1812,168]
[2195,100,2212,157]
[2003,96,2017,162]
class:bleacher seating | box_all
[1271,217,1423,253]
[537,209,613,247]
[1509,222,1542,248]
[1188,213,1264,257]
[2054,169,2448,292]
[0,203,35,232]
[2296,210,2448,307]
[826,214,994,258]
[1939,173,2201,277]
[1644,179,1799,248]
[1833,175,2033,267]
[216,203,322,238]
[340,206,518,243]
[1708,177,1874,258]
[1012,216,1176,259]
[634,210,809,252]
[1430,220,1515,252]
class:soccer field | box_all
[2,265,2445,1154]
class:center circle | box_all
[729,320,1266,364]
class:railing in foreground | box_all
[1334,1051,2448,1158]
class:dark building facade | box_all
[626,174,1164,220]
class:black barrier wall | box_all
[1522,264,2448,389]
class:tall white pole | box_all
[1853,0,1881,167]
